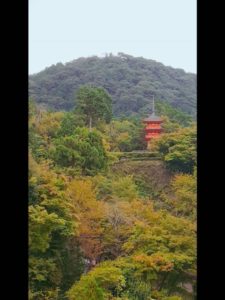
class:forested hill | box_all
[29,53,196,117]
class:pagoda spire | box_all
[152,95,155,116]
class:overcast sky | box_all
[29,0,196,75]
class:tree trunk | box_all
[167,274,179,296]
[158,273,168,291]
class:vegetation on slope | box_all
[29,85,196,300]
[29,53,196,117]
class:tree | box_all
[122,200,196,298]
[33,111,64,140]
[75,86,112,129]
[67,263,125,300]
[66,179,105,265]
[29,102,49,161]
[94,175,139,202]
[155,100,193,127]
[153,126,196,173]
[29,154,83,298]
[57,111,85,136]
[169,173,196,220]
[50,127,108,175]
[103,119,146,152]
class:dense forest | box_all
[29,53,196,117]
[29,85,196,300]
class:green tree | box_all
[155,100,193,127]
[67,263,125,300]
[104,119,146,152]
[50,127,108,175]
[57,111,85,136]
[153,126,196,173]
[75,86,112,129]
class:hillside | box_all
[111,159,172,199]
[29,53,196,117]
[29,101,196,299]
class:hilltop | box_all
[29,53,196,117]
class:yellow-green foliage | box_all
[111,176,139,201]
[29,102,196,300]
[152,126,196,173]
[67,263,125,300]
[93,174,139,202]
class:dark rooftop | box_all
[143,113,162,122]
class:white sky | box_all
[29,0,196,74]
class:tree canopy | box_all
[29,53,196,117]
[75,86,112,128]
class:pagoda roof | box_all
[143,114,162,122]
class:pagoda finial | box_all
[152,95,155,116]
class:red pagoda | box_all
[143,97,163,150]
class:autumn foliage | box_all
[29,95,196,300]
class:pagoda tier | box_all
[145,133,161,141]
[145,123,162,130]
[142,114,163,149]
[143,120,162,124]
[145,127,162,132]
[144,132,162,140]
